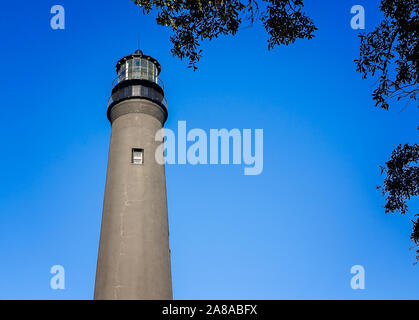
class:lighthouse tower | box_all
[94,50,172,300]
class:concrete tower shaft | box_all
[94,51,172,300]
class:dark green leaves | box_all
[379,144,419,215]
[261,0,316,49]
[379,143,419,261]
[355,0,418,110]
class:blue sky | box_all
[0,0,418,299]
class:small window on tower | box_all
[132,148,144,165]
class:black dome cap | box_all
[115,50,161,75]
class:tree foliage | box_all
[355,0,418,110]
[379,144,419,260]
[132,0,316,69]
[358,0,419,261]
[412,215,419,262]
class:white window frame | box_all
[132,148,144,165]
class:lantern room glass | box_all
[118,58,158,84]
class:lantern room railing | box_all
[107,83,168,110]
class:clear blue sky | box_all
[0,0,418,299]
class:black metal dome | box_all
[115,50,161,75]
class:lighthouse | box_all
[94,50,172,300]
